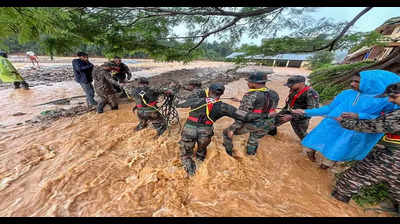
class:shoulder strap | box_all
[290,86,311,108]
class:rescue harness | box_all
[188,88,220,125]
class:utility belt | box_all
[187,116,213,126]
[382,133,400,145]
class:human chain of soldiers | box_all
[84,57,319,176]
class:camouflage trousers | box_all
[290,117,310,140]
[97,94,118,113]
[223,118,275,155]
[179,123,214,175]
[332,141,400,205]
[135,108,166,134]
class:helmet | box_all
[284,75,306,87]
[209,82,225,95]
[247,72,268,83]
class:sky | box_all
[238,7,400,46]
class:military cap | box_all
[246,72,269,83]
[284,75,306,87]
[209,82,225,95]
[188,79,201,86]
[375,83,400,98]
[0,51,7,58]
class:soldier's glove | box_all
[244,112,263,122]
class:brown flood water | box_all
[0,72,387,216]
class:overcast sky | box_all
[238,7,400,45]
[187,7,399,46]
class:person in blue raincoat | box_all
[292,70,400,169]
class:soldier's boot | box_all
[306,150,316,162]
[21,81,29,90]
[13,82,21,89]
[134,120,148,131]
[97,102,106,113]
[331,190,351,203]
[223,129,234,157]
[196,148,207,162]
[268,127,278,136]
[181,156,196,176]
[246,145,257,155]
[111,105,119,110]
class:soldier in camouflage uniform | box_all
[110,56,132,98]
[278,75,319,140]
[92,62,126,113]
[130,77,172,138]
[331,83,400,215]
[222,72,276,156]
[266,88,280,136]
[178,83,262,176]
[175,78,205,107]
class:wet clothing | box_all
[279,85,319,140]
[110,62,132,93]
[72,58,96,106]
[267,89,280,136]
[176,87,206,108]
[332,110,400,208]
[0,56,24,83]
[302,70,400,162]
[92,66,122,112]
[179,93,262,175]
[223,87,275,155]
[131,85,169,135]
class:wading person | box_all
[72,52,97,108]
[179,82,263,176]
[293,70,400,169]
[92,62,126,113]
[222,72,276,157]
[110,56,132,98]
[130,77,173,139]
[331,83,400,216]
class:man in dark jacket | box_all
[110,56,132,98]
[72,52,97,107]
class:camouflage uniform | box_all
[223,87,275,156]
[109,61,132,94]
[266,89,280,136]
[280,83,319,140]
[176,87,206,108]
[178,83,261,175]
[130,80,169,136]
[92,65,122,113]
[331,109,400,210]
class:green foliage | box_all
[352,183,390,207]
[309,61,375,102]
[308,51,335,70]
[349,31,384,54]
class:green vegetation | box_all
[309,61,375,102]
[352,183,390,207]
[308,51,335,70]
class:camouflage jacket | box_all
[176,87,206,108]
[92,66,121,96]
[340,109,400,135]
[184,97,259,127]
[283,86,319,111]
[131,85,170,109]
[267,89,280,110]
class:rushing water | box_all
[0,72,387,216]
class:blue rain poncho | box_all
[301,70,400,161]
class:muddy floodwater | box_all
[0,65,388,217]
